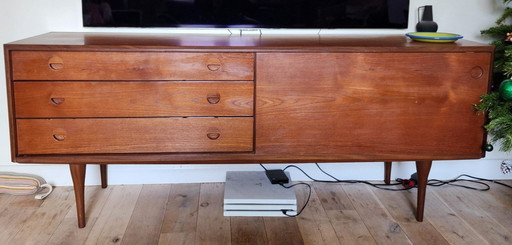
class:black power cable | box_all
[319,163,512,190]
[288,163,410,191]
[259,163,512,217]
[259,163,311,217]
[314,163,512,191]
[426,174,512,190]
[279,182,311,217]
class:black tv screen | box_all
[82,0,409,29]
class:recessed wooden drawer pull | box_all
[49,63,64,70]
[206,93,221,104]
[207,133,221,140]
[470,66,484,79]
[48,56,64,70]
[207,127,221,140]
[52,128,67,141]
[206,58,221,71]
[53,134,66,141]
[50,97,65,105]
[207,64,221,71]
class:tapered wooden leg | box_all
[415,160,432,222]
[384,161,392,184]
[70,164,87,228]
[100,164,108,189]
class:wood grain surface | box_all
[16,117,254,154]
[1,181,510,244]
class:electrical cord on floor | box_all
[286,163,411,191]
[425,174,512,191]
[279,182,311,217]
[312,163,512,191]
[259,163,512,217]
[259,163,311,217]
[263,163,512,191]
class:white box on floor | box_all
[223,171,297,216]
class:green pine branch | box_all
[496,7,512,24]
[474,1,512,151]
[475,92,512,151]
[481,25,512,38]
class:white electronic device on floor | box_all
[223,171,297,216]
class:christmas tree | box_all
[475,0,512,151]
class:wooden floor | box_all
[0,180,511,245]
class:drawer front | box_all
[14,82,254,118]
[11,51,254,81]
[16,118,253,154]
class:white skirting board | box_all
[223,171,297,216]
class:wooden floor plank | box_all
[2,192,43,209]
[0,181,511,245]
[263,217,305,245]
[7,187,75,245]
[0,193,14,208]
[121,184,171,245]
[314,182,376,245]
[313,183,376,244]
[196,183,231,245]
[422,190,488,245]
[342,184,413,244]
[371,188,450,245]
[158,183,200,245]
[463,180,512,232]
[295,184,340,245]
[0,195,42,243]
[47,185,113,245]
[488,180,512,204]
[85,184,143,245]
[434,185,511,244]
[325,210,376,245]
[230,217,268,245]
[313,182,354,211]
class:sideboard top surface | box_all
[4,32,494,53]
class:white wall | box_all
[1,0,511,186]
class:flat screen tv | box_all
[82,0,410,29]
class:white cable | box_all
[35,184,53,199]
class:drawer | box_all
[16,118,254,154]
[11,51,254,81]
[14,81,254,118]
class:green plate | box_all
[406,32,463,43]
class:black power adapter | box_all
[265,169,290,184]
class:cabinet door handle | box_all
[206,93,221,104]
[50,97,65,105]
[207,133,220,140]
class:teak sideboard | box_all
[4,32,494,228]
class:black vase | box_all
[416,5,438,32]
